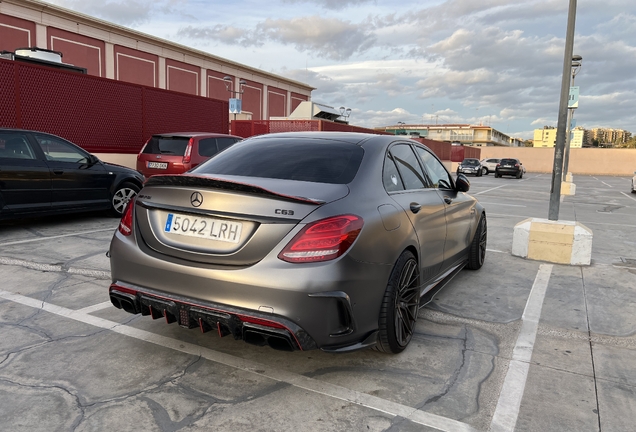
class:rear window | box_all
[192,138,364,184]
[500,159,517,164]
[198,137,240,157]
[142,136,190,155]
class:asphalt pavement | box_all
[0,173,634,431]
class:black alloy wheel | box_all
[376,251,420,354]
[482,167,488,176]
[467,214,487,270]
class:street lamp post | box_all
[548,0,578,221]
[562,55,582,181]
[223,76,247,123]
[339,106,352,123]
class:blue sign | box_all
[229,98,242,114]
[570,118,577,129]
[568,86,579,109]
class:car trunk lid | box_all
[134,174,349,266]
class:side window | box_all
[0,133,36,160]
[415,147,453,189]
[383,152,405,192]
[36,135,89,163]
[217,137,238,153]
[390,144,429,190]
[198,138,218,157]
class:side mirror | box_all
[456,173,470,192]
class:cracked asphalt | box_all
[0,174,635,431]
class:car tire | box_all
[482,167,488,176]
[516,171,521,179]
[477,169,482,177]
[495,172,500,178]
[375,250,420,354]
[111,182,140,217]
[467,214,487,270]
[520,171,524,179]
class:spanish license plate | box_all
[164,213,243,244]
[148,162,168,169]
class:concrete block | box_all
[561,181,576,196]
[512,218,592,265]
[566,173,573,182]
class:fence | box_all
[0,58,229,154]
[230,120,467,162]
[450,145,481,162]
[231,120,391,139]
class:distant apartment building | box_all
[590,128,632,146]
[533,126,587,148]
[377,124,516,146]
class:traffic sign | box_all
[568,86,579,109]
[229,98,242,114]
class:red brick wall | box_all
[242,80,263,120]
[114,45,158,87]
[166,58,199,95]
[46,27,105,77]
[267,86,286,117]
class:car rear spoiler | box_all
[144,174,326,205]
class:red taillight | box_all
[496,163,500,167]
[515,163,520,167]
[118,196,136,236]
[138,139,150,160]
[278,215,363,263]
[182,138,194,164]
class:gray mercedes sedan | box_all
[109,132,486,354]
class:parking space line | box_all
[601,181,613,188]
[490,264,553,432]
[620,192,636,203]
[0,289,478,432]
[474,185,508,196]
[479,202,526,208]
[486,248,506,254]
[0,228,114,247]
[75,301,113,314]
[0,257,110,279]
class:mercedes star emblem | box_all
[190,192,203,207]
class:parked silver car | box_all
[632,171,636,193]
[480,158,501,175]
[109,132,486,354]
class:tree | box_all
[523,139,533,147]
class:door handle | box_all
[53,170,64,175]
[443,196,453,204]
[409,202,421,214]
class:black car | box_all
[0,129,144,220]
[457,158,485,176]
[495,158,526,178]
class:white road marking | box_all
[490,264,553,432]
[0,228,114,247]
[0,257,110,279]
[620,191,636,203]
[0,289,477,432]
[75,301,114,314]
[486,248,506,254]
[475,184,508,195]
[601,181,613,188]
[479,202,526,208]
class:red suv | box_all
[137,132,242,177]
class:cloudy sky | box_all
[49,0,635,138]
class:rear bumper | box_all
[496,168,520,175]
[109,229,392,352]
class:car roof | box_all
[247,131,386,146]
[152,132,241,138]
